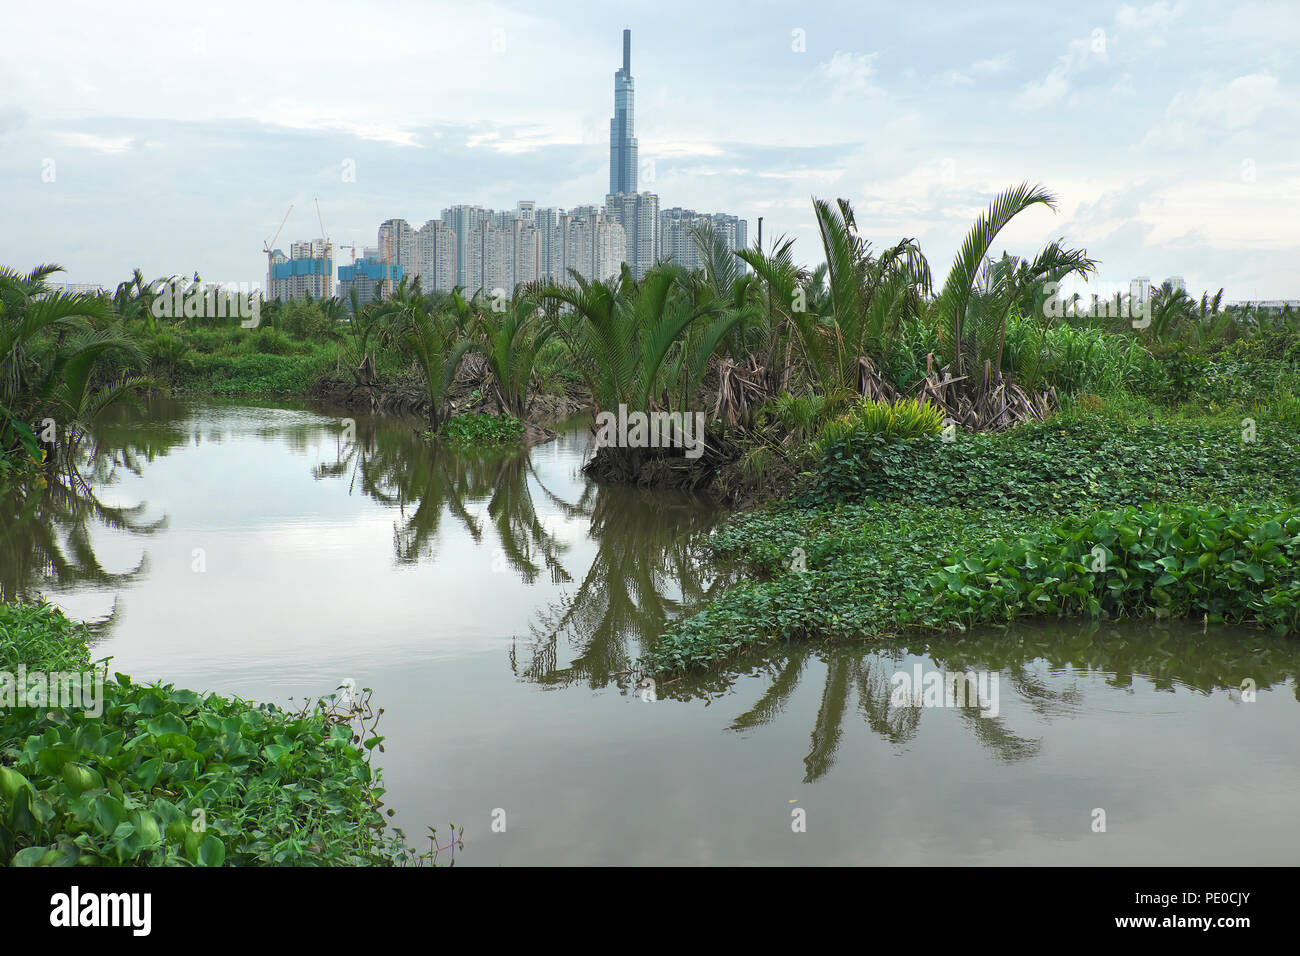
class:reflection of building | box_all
[269,240,332,301]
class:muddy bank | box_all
[308,374,591,445]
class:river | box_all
[2,397,1297,864]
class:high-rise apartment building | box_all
[605,191,658,280]
[337,256,401,307]
[609,29,638,197]
[550,207,625,285]
[660,208,749,272]
[415,219,457,292]
[535,207,561,281]
[377,219,417,286]
[441,205,490,289]
[268,239,333,301]
[513,219,541,288]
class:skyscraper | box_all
[605,191,657,280]
[609,28,637,197]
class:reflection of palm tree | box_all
[315,414,575,579]
[303,414,730,686]
[719,642,1044,782]
[730,649,925,783]
[517,482,728,689]
[690,617,1300,780]
[0,462,164,604]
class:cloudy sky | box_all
[2,0,1296,299]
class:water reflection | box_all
[517,482,728,688]
[1,398,728,688]
[0,455,167,607]
[668,619,1300,783]
[4,399,1298,864]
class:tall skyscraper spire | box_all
[609,28,638,197]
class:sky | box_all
[2,0,1297,299]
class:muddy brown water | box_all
[3,397,1297,864]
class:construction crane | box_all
[263,203,293,299]
[314,198,333,299]
[338,243,357,264]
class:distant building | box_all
[41,282,109,297]
[268,240,332,301]
[609,29,638,197]
[1224,299,1300,311]
[660,207,748,273]
[377,219,417,285]
[340,33,750,296]
[440,205,490,289]
[415,219,457,292]
[605,191,658,280]
[535,206,561,282]
[337,257,402,308]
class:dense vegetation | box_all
[645,391,1300,673]
[5,182,1299,489]
[0,603,445,866]
[3,182,1299,855]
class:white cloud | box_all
[1016,33,1107,109]
[1116,0,1186,32]
[937,70,974,87]
[1144,73,1286,148]
[1139,175,1300,248]
[53,132,135,154]
[818,51,881,98]
[972,54,1012,75]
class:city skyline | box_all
[267,29,747,302]
[3,0,1298,299]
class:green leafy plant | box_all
[437,412,525,447]
[910,502,1300,634]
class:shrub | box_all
[278,301,335,339]
[807,416,1300,510]
[811,398,944,502]
[814,397,943,456]
[253,328,293,356]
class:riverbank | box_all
[142,322,590,433]
[644,394,1300,675]
[0,603,439,866]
